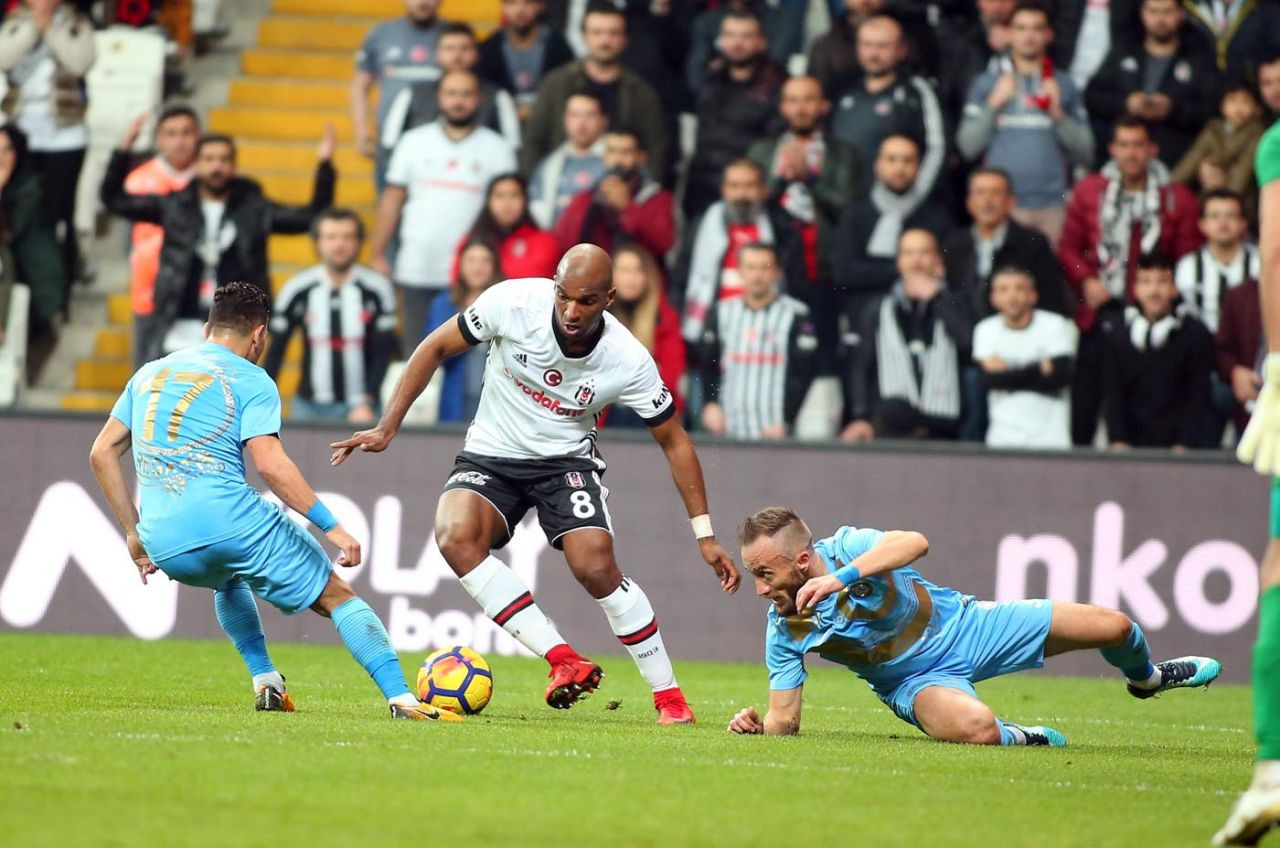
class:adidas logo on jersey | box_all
[514,353,528,367]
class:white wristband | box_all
[691,514,714,540]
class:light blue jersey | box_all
[765,526,976,697]
[110,343,284,562]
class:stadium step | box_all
[209,107,353,142]
[242,50,355,81]
[258,18,370,52]
[256,172,376,206]
[228,79,357,111]
[94,327,132,359]
[108,293,132,327]
[61,390,121,413]
[271,0,500,23]
[236,140,373,178]
[76,358,132,392]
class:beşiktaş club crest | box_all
[565,471,586,489]
[574,381,596,406]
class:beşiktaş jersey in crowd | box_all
[456,278,675,460]
[265,264,398,406]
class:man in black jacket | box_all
[476,0,575,122]
[941,166,1073,319]
[682,9,787,222]
[1101,248,1213,450]
[1084,0,1220,168]
[102,127,336,365]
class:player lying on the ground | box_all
[1214,110,1280,847]
[331,244,741,724]
[725,507,1220,745]
[89,282,456,722]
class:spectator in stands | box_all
[841,228,975,442]
[0,0,96,296]
[1060,115,1201,445]
[1216,273,1262,439]
[676,158,806,346]
[1261,53,1280,121]
[101,126,336,359]
[682,10,786,223]
[121,106,199,368]
[699,242,818,440]
[1052,0,1141,92]
[352,0,446,188]
[604,244,685,427]
[457,172,558,280]
[426,238,501,422]
[477,0,575,122]
[617,0,694,133]
[528,91,607,229]
[940,0,1016,123]
[747,75,863,288]
[553,127,674,259]
[685,0,786,95]
[957,2,1094,246]
[1171,84,1264,217]
[0,124,65,382]
[809,0,940,98]
[972,266,1078,449]
[379,23,522,157]
[1101,248,1212,450]
[942,166,1072,319]
[522,3,667,180]
[370,70,516,355]
[1182,0,1280,82]
[828,15,946,204]
[1084,0,1219,169]
[831,134,953,324]
[1175,188,1258,333]
[263,208,398,424]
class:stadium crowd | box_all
[17,0,1280,451]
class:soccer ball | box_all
[417,646,493,715]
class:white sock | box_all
[1129,667,1163,689]
[252,671,284,693]
[459,555,566,657]
[1252,760,1280,790]
[597,576,676,693]
[388,693,419,707]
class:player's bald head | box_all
[555,243,614,295]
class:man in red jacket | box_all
[1058,115,1202,445]
[553,128,675,261]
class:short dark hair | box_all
[1112,115,1152,140]
[438,20,476,41]
[208,281,270,334]
[582,0,625,29]
[968,165,1013,192]
[1135,248,1176,273]
[565,90,606,114]
[738,507,811,549]
[1009,1,1050,24]
[1199,187,1245,218]
[310,206,366,242]
[1260,50,1280,70]
[722,8,764,31]
[1224,81,1259,102]
[723,157,766,184]
[605,125,644,149]
[196,132,236,158]
[156,104,199,132]
[991,265,1037,288]
[878,132,921,156]
[737,241,778,263]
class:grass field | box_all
[0,633,1257,848]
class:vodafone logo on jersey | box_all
[512,373,586,417]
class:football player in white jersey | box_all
[331,244,741,724]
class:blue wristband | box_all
[835,563,862,587]
[306,500,338,532]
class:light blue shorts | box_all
[879,598,1054,729]
[154,512,333,614]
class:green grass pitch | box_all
[0,633,1256,847]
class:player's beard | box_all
[725,200,761,224]
[444,112,478,130]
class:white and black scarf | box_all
[680,200,774,342]
[1125,304,1184,351]
[867,181,928,258]
[875,286,961,419]
[1098,159,1171,298]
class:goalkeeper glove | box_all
[1237,353,1280,475]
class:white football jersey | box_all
[457,279,675,460]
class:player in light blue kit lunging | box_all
[89,282,457,722]
[727,507,1221,745]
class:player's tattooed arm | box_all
[89,417,156,584]
[795,531,930,612]
[648,415,742,593]
[330,317,473,466]
[728,688,802,736]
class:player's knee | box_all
[952,713,1002,745]
[1099,609,1135,647]
[435,519,489,569]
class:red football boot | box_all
[545,656,604,709]
[654,686,695,725]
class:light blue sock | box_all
[997,720,1025,746]
[214,579,275,678]
[1099,620,1156,681]
[331,598,412,701]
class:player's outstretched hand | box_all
[1238,355,1280,475]
[126,531,157,585]
[727,706,764,734]
[330,425,394,466]
[699,538,741,593]
[326,526,361,567]
[795,573,844,614]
